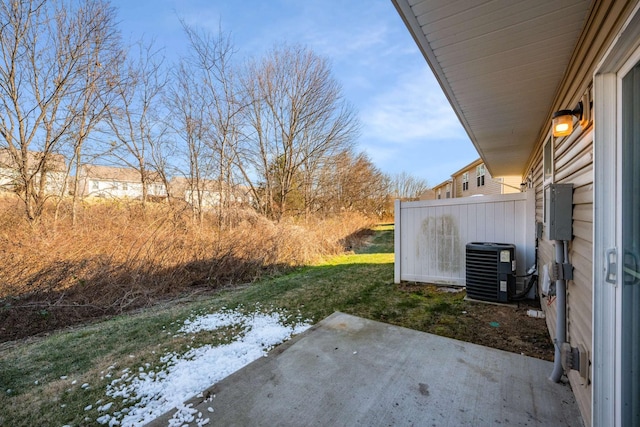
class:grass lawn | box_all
[0,224,550,426]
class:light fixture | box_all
[552,102,583,137]
[520,171,533,192]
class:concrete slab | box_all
[149,312,583,426]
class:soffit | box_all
[392,0,593,176]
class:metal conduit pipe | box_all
[550,240,567,382]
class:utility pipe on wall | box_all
[550,240,567,382]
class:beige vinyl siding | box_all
[454,174,463,197]
[455,167,485,196]
[540,0,637,142]
[500,176,522,194]
[453,164,508,197]
[477,170,501,195]
[533,128,593,426]
[432,181,450,199]
[521,5,640,424]
[453,168,475,197]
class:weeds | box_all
[0,196,374,341]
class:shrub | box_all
[0,196,374,341]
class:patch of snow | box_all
[98,402,114,412]
[96,414,111,424]
[97,307,310,426]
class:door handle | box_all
[605,248,617,285]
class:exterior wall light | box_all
[552,102,583,137]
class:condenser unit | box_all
[465,242,516,302]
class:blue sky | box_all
[109,0,478,186]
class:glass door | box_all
[621,58,640,426]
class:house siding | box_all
[524,4,640,426]
[532,126,594,425]
[0,150,66,196]
[78,165,167,200]
[431,180,452,200]
[451,159,522,198]
[477,172,502,196]
[454,165,496,197]
[522,95,596,427]
[502,176,522,193]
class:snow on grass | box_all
[96,307,310,426]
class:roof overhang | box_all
[392,0,593,177]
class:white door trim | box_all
[593,70,618,426]
[593,5,640,425]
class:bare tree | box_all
[104,41,167,208]
[388,171,430,200]
[317,150,389,217]
[62,3,122,224]
[181,23,243,227]
[0,0,120,221]
[238,44,359,220]
[165,60,212,222]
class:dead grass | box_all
[0,195,374,341]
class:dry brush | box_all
[0,196,373,341]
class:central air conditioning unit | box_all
[465,242,516,302]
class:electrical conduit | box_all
[549,240,567,382]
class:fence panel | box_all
[394,192,535,286]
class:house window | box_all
[445,183,451,198]
[122,182,128,191]
[91,180,99,190]
[476,164,486,186]
[112,182,119,190]
[543,136,554,182]
[437,189,441,199]
[462,172,469,191]
[543,133,554,224]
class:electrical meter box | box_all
[544,183,573,241]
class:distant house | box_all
[417,188,435,200]
[0,149,66,195]
[429,179,453,200]
[170,177,220,208]
[170,177,253,209]
[423,159,521,200]
[451,159,521,198]
[78,165,166,200]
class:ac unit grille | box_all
[465,243,515,302]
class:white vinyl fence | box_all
[394,192,535,286]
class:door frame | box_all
[593,5,640,425]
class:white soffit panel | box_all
[393,0,592,176]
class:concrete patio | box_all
[150,312,582,426]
